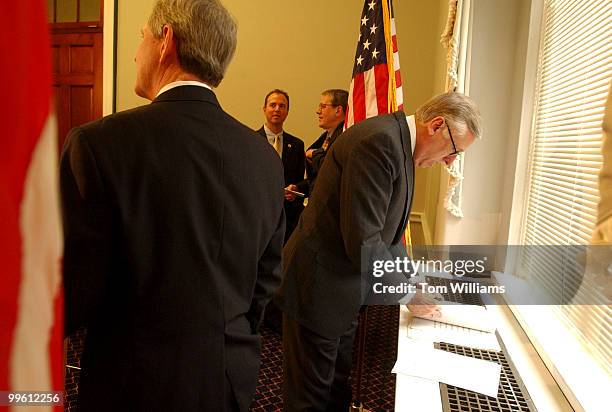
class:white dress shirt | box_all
[263,124,283,158]
[406,115,417,155]
[156,80,212,98]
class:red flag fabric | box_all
[346,0,412,248]
[346,0,404,128]
[0,1,63,407]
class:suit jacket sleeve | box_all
[248,200,285,332]
[310,147,327,174]
[337,132,412,303]
[290,148,307,200]
[60,128,114,335]
[287,136,306,187]
[294,141,306,186]
[295,178,310,197]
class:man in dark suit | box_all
[291,89,348,197]
[256,89,306,243]
[275,92,482,411]
[60,1,284,411]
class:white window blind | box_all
[519,0,611,375]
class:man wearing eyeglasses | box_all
[289,89,348,198]
[275,92,482,411]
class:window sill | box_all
[493,272,609,412]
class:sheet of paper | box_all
[407,318,501,352]
[395,374,443,412]
[392,339,501,398]
[414,301,496,332]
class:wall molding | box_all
[409,211,433,245]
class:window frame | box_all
[503,0,611,410]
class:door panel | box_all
[70,46,94,73]
[51,31,102,150]
[70,86,94,128]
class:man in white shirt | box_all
[276,92,482,411]
[256,89,306,243]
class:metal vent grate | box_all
[435,342,536,412]
[426,276,485,306]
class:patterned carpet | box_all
[65,306,399,411]
[64,328,86,411]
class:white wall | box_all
[435,0,531,248]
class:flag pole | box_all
[350,1,402,410]
[350,307,370,412]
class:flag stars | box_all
[368,0,376,11]
[356,55,364,65]
[361,15,369,26]
[363,39,371,50]
[370,24,378,34]
[372,48,380,59]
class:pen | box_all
[284,188,305,197]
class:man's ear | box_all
[427,116,445,135]
[159,24,176,63]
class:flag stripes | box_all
[346,0,403,128]
[0,2,63,409]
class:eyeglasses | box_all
[446,122,463,157]
[318,103,337,110]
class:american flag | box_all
[346,0,412,249]
[346,0,403,128]
[0,1,64,407]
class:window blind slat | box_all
[519,0,611,374]
[539,70,611,101]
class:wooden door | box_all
[51,30,103,149]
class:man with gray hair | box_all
[276,92,482,411]
[60,1,285,410]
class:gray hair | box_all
[415,92,482,139]
[148,0,237,87]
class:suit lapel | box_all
[282,135,292,155]
[260,127,287,169]
[392,111,415,245]
[256,126,268,142]
[328,122,344,146]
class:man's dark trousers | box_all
[282,314,358,411]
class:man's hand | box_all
[306,149,315,160]
[406,290,442,318]
[285,184,298,201]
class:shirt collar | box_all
[156,80,212,98]
[406,115,416,155]
[327,121,344,138]
[263,124,283,138]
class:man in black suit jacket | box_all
[60,1,284,411]
[275,92,482,411]
[292,89,348,197]
[256,89,305,243]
